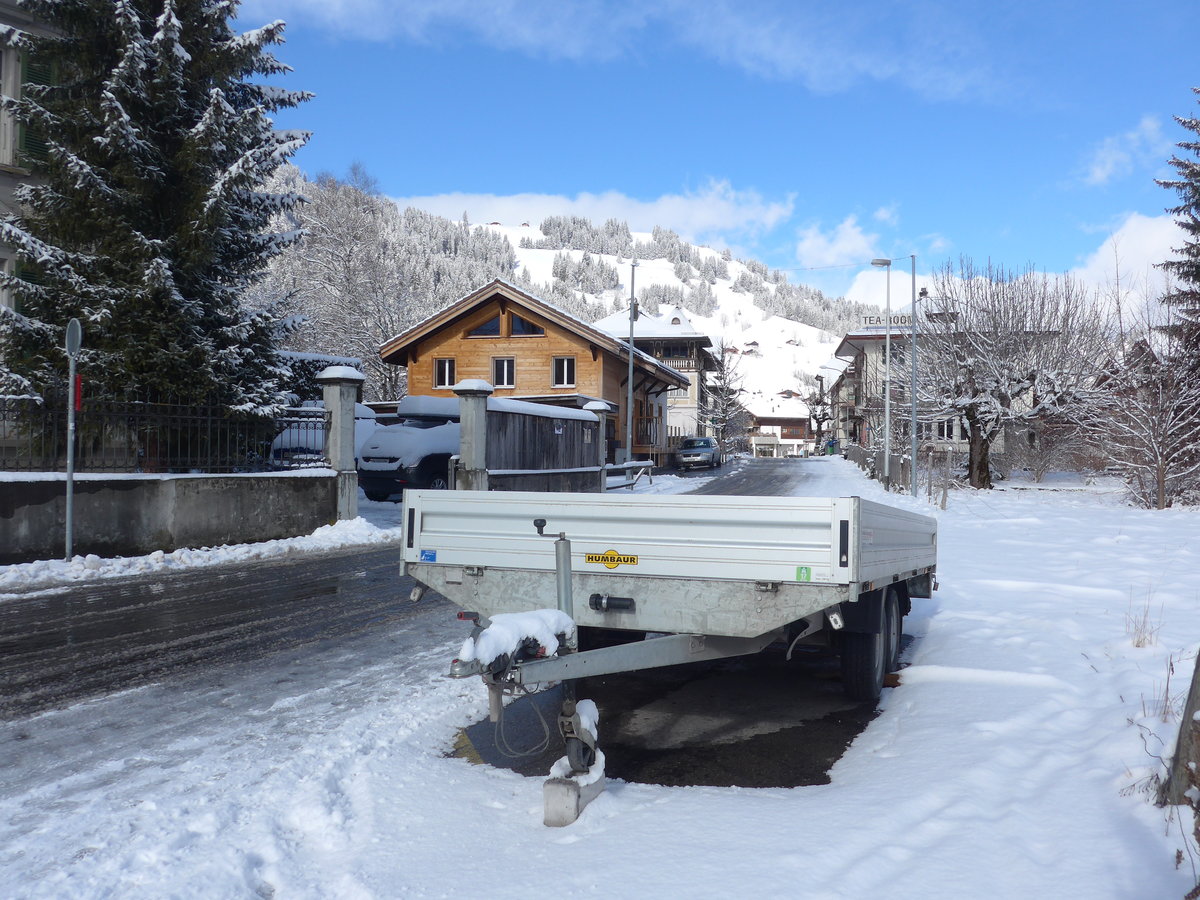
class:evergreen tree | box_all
[0,0,309,412]
[1157,86,1200,366]
[701,340,750,451]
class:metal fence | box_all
[0,395,329,474]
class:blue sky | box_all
[244,0,1198,304]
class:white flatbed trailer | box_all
[402,489,936,819]
[403,489,936,694]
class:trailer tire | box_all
[883,588,902,673]
[841,629,885,701]
[841,589,900,701]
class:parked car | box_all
[356,396,461,501]
[673,436,722,470]
[271,401,378,468]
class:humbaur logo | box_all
[585,550,639,570]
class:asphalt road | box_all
[0,545,432,719]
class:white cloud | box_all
[251,0,997,99]
[390,180,795,247]
[1070,212,1182,300]
[873,205,899,226]
[1083,116,1172,186]
[794,216,878,269]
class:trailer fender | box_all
[839,590,884,634]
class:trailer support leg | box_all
[544,692,605,826]
[544,770,606,827]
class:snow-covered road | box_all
[1,457,1197,898]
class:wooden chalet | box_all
[379,280,689,464]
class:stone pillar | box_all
[317,365,366,520]
[584,401,611,492]
[453,379,493,492]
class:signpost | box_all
[65,318,82,561]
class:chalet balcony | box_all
[658,356,700,372]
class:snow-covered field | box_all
[2,458,1198,898]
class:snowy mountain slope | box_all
[484,222,844,419]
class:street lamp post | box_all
[872,255,918,493]
[625,260,639,463]
[870,258,892,488]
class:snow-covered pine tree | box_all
[0,0,309,412]
[1157,86,1200,367]
[700,339,750,452]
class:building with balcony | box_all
[591,305,716,445]
[379,280,689,465]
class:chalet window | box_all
[937,418,956,441]
[493,357,515,388]
[18,53,53,166]
[917,421,934,440]
[552,356,575,388]
[468,315,501,337]
[434,358,456,388]
[511,314,544,336]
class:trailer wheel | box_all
[841,629,885,701]
[883,589,902,673]
[841,590,899,702]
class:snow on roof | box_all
[743,391,811,419]
[395,395,460,417]
[487,397,597,422]
[395,394,597,422]
[593,304,707,340]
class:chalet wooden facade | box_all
[379,280,689,463]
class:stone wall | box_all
[0,473,336,564]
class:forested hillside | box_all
[254,167,875,399]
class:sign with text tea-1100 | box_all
[860,314,913,327]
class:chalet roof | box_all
[592,305,712,344]
[834,327,915,359]
[378,279,689,391]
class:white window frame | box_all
[552,356,575,388]
[492,357,515,389]
[0,49,16,168]
[937,418,956,441]
[434,358,456,389]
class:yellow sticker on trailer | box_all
[586,550,639,569]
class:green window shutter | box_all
[12,260,47,314]
[18,54,54,166]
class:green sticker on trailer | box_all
[796,566,812,582]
